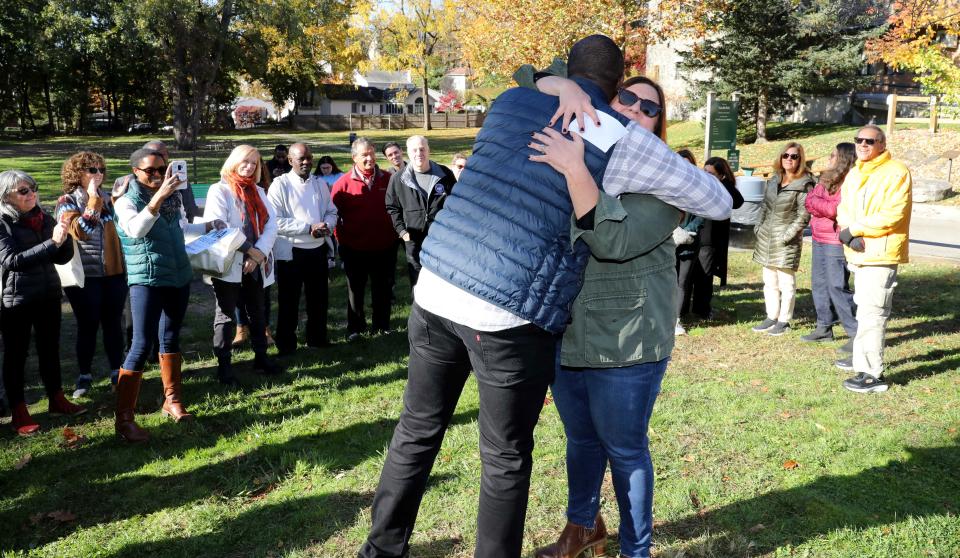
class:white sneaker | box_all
[675,321,687,336]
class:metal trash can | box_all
[730,176,765,250]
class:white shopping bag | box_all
[185,227,246,277]
[55,237,85,288]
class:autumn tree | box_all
[455,0,645,85]
[868,0,960,104]
[365,0,458,130]
[674,0,885,141]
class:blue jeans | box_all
[123,284,191,371]
[810,241,857,336]
[551,359,669,558]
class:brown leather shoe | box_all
[159,353,193,422]
[115,369,149,443]
[232,325,250,346]
[535,514,607,558]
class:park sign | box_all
[703,93,739,162]
[727,149,740,172]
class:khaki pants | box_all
[762,266,796,322]
[850,264,898,379]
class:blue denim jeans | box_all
[551,359,669,558]
[810,241,857,336]
[123,284,191,371]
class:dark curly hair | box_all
[61,151,106,194]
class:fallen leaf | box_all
[543,395,553,406]
[815,423,828,431]
[779,411,792,419]
[749,523,765,533]
[783,459,800,470]
[689,490,702,510]
[949,428,957,434]
[60,427,86,450]
[750,379,764,386]
[721,475,731,482]
[13,454,31,470]
[47,510,76,522]
[681,454,696,462]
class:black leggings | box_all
[1,298,64,405]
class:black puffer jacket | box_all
[0,208,74,308]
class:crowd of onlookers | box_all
[0,136,467,438]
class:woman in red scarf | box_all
[204,145,281,384]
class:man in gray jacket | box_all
[384,135,455,288]
[266,143,338,354]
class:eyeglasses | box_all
[86,167,106,175]
[14,184,38,196]
[854,137,878,146]
[781,153,800,161]
[617,89,663,118]
[136,165,167,176]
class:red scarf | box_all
[227,172,268,236]
[22,207,44,232]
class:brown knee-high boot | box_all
[159,353,192,422]
[535,513,607,558]
[115,369,149,443]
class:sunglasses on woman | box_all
[617,89,663,118]
[781,153,800,161]
[87,167,106,174]
[15,184,38,196]
[136,165,168,176]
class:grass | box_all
[1,250,959,558]
[1,125,959,557]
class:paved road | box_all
[908,204,960,263]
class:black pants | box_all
[677,249,714,319]
[403,240,422,287]
[236,285,271,328]
[340,244,396,335]
[64,274,128,375]
[213,273,268,358]
[359,304,556,558]
[1,299,63,406]
[276,246,328,353]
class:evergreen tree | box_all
[678,0,886,141]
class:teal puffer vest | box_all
[117,181,193,287]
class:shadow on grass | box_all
[655,439,960,554]
[1,404,480,552]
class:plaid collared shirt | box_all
[603,122,733,220]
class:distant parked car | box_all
[128,122,154,134]
[161,124,174,133]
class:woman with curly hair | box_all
[55,151,127,398]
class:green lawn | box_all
[1,250,958,557]
[1,126,959,557]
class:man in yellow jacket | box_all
[835,124,912,393]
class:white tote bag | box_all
[185,227,247,278]
[55,237,85,288]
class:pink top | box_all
[804,182,842,244]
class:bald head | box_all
[288,143,313,178]
[407,135,430,172]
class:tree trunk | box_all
[422,70,431,131]
[755,88,768,143]
[43,74,55,132]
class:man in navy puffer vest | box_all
[359,36,627,558]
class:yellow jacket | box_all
[836,151,912,265]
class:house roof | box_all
[316,84,411,103]
[356,70,413,86]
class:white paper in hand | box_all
[567,111,628,153]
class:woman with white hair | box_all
[204,144,281,384]
[0,170,87,435]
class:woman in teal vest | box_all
[113,148,224,443]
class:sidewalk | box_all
[908,203,960,263]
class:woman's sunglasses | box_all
[87,167,106,174]
[781,153,800,161]
[136,165,168,176]
[617,89,663,118]
[15,184,38,196]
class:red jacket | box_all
[331,166,397,251]
[804,182,842,244]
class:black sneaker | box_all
[837,339,854,354]
[766,321,790,336]
[801,326,834,342]
[835,357,853,370]
[843,372,889,393]
[752,318,777,332]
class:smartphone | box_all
[170,160,188,189]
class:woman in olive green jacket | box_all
[751,142,814,335]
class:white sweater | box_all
[266,170,338,260]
